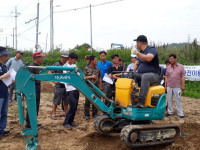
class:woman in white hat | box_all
[126,54,137,72]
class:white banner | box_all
[184,65,200,81]
[160,64,200,81]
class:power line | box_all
[54,0,124,13]
[18,36,35,43]
[17,0,49,30]
[17,0,36,13]
[18,15,49,36]
[93,0,124,7]
[16,0,25,8]
[0,13,12,29]
[18,36,46,45]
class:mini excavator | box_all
[15,65,180,150]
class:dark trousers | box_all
[84,98,97,117]
[105,85,115,106]
[63,90,79,125]
[8,83,16,101]
[106,85,115,100]
[26,84,41,127]
[135,72,160,103]
[0,96,9,133]
[102,82,109,95]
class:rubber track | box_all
[94,115,109,133]
[120,124,180,147]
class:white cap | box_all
[131,54,137,58]
[61,52,69,57]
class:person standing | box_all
[6,51,24,103]
[97,51,112,95]
[131,35,160,108]
[0,46,12,136]
[118,57,125,71]
[162,60,170,87]
[84,55,91,65]
[49,52,69,120]
[63,52,79,130]
[83,55,102,120]
[106,54,123,100]
[126,54,137,72]
[25,51,45,128]
[165,54,185,118]
[118,57,123,66]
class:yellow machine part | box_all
[115,78,165,107]
[115,78,134,107]
[140,85,165,107]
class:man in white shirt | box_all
[126,54,137,72]
[63,52,79,130]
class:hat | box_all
[130,54,137,58]
[61,52,69,57]
[16,51,24,55]
[118,57,122,61]
[134,35,148,43]
[111,54,118,59]
[84,55,91,60]
[0,46,12,57]
[32,51,45,58]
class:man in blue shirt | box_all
[0,46,12,136]
[97,51,112,94]
[132,35,160,108]
[6,51,24,103]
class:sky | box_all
[0,0,200,52]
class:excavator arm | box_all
[15,65,116,150]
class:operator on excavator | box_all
[131,35,160,108]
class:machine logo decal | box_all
[127,107,132,111]
[55,75,70,80]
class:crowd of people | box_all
[0,35,185,135]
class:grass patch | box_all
[182,81,200,99]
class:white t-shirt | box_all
[63,62,76,91]
[126,63,135,71]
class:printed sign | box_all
[184,65,200,81]
[160,64,200,81]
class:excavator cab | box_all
[114,67,165,108]
[115,78,165,108]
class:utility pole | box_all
[25,2,40,52]
[188,34,190,44]
[14,6,20,50]
[11,7,20,50]
[45,33,48,53]
[35,2,40,52]
[12,28,14,49]
[50,0,54,52]
[90,4,93,52]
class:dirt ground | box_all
[0,82,200,150]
